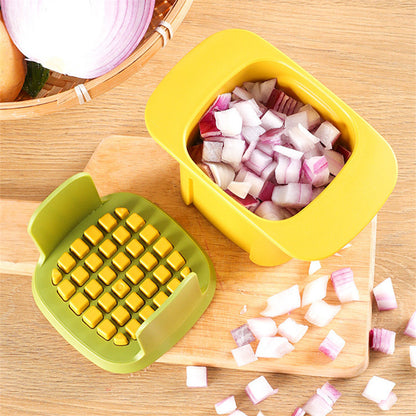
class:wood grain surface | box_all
[1,1,415,415]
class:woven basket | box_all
[0,0,193,120]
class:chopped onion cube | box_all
[410,345,416,368]
[291,408,306,416]
[255,336,294,358]
[230,324,256,347]
[245,149,273,176]
[362,376,396,404]
[186,366,207,388]
[231,344,257,367]
[277,317,308,343]
[247,317,278,339]
[331,267,360,303]
[378,391,398,411]
[244,171,266,198]
[222,138,246,168]
[298,104,322,129]
[245,376,278,405]
[259,78,277,103]
[314,121,341,149]
[317,382,341,406]
[287,125,317,152]
[206,162,235,189]
[272,183,312,208]
[233,100,262,126]
[303,394,333,416]
[404,311,416,338]
[323,149,345,176]
[275,156,302,184]
[273,145,304,160]
[373,277,398,311]
[285,111,309,130]
[309,260,321,275]
[202,141,223,162]
[215,395,237,414]
[261,110,284,130]
[215,108,243,136]
[319,329,346,360]
[302,156,330,187]
[200,94,231,138]
[305,300,341,327]
[242,125,266,142]
[227,181,252,199]
[233,86,253,101]
[255,201,292,221]
[229,411,248,416]
[370,328,396,355]
[260,285,301,317]
[302,275,329,307]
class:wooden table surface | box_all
[1,1,415,415]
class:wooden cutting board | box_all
[0,135,376,378]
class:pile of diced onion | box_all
[189,79,351,220]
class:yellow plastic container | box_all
[145,29,397,266]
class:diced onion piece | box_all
[206,162,235,189]
[242,125,266,143]
[240,304,248,315]
[305,300,341,327]
[231,344,257,367]
[410,345,416,368]
[298,104,322,129]
[255,336,294,358]
[245,171,266,198]
[319,329,346,360]
[227,181,252,199]
[259,78,277,103]
[362,376,396,404]
[291,408,306,416]
[301,274,330,307]
[370,328,396,355]
[229,411,248,416]
[242,140,258,162]
[233,100,262,126]
[222,138,246,168]
[215,396,237,415]
[230,324,256,347]
[277,317,308,343]
[404,312,416,338]
[255,201,292,221]
[285,111,309,130]
[247,317,278,339]
[259,127,285,145]
[273,144,304,160]
[331,267,360,303]
[309,260,321,275]
[317,382,341,406]
[233,86,253,101]
[323,149,345,176]
[275,156,302,184]
[260,285,301,317]
[245,149,273,176]
[378,391,398,411]
[245,376,278,405]
[225,190,260,211]
[261,110,284,130]
[302,156,330,187]
[215,108,243,136]
[272,183,312,208]
[314,121,341,149]
[303,394,333,416]
[202,141,223,162]
[199,93,231,138]
[186,366,207,388]
[373,277,398,311]
[287,124,318,152]
[261,160,278,180]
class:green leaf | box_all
[23,61,50,97]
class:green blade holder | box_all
[28,173,216,373]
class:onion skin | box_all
[0,11,26,102]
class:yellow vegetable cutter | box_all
[28,173,216,373]
[145,29,398,266]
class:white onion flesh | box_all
[362,376,396,404]
[255,336,294,358]
[231,344,257,367]
[215,396,237,414]
[404,311,416,338]
[305,300,341,327]
[370,328,396,355]
[319,329,346,360]
[245,376,278,405]
[247,317,278,339]
[291,408,306,416]
[302,275,329,307]
[260,285,301,317]
[373,277,398,311]
[330,267,360,303]
[186,366,207,388]
[378,391,398,411]
[410,345,416,368]
[1,0,155,78]
[277,317,308,343]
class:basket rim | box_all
[0,0,193,116]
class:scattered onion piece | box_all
[410,345,416,368]
[231,344,257,367]
[277,317,308,344]
[303,393,333,416]
[255,336,294,358]
[370,328,396,355]
[305,300,341,327]
[245,376,278,405]
[378,391,398,411]
[373,277,398,311]
[319,329,346,360]
[186,366,207,388]
[362,376,396,404]
[317,382,341,406]
[215,395,237,415]
[309,260,321,275]
[247,317,278,339]
[404,311,416,338]
[229,411,248,416]
[331,267,360,303]
[1,0,155,78]
[302,275,329,307]
[260,285,301,317]
[240,304,248,315]
[291,408,306,416]
[230,324,256,347]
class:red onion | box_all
[260,285,301,317]
[277,317,308,343]
[317,382,341,406]
[291,408,306,416]
[215,108,243,136]
[410,345,416,368]
[302,275,329,307]
[0,0,155,78]
[319,329,346,360]
[202,141,223,163]
[305,300,341,327]
[370,328,396,355]
[245,376,278,405]
[314,121,341,149]
[303,394,333,416]
[331,267,360,303]
[200,94,231,138]
[227,181,252,199]
[362,376,396,404]
[215,396,237,415]
[378,391,398,411]
[373,277,398,311]
[309,260,322,275]
[230,324,256,347]
[404,311,416,338]
[255,336,294,358]
[247,317,278,339]
[254,201,292,221]
[231,344,257,367]
[233,100,262,126]
[229,411,248,416]
[186,366,207,388]
[272,183,313,208]
[222,138,246,169]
